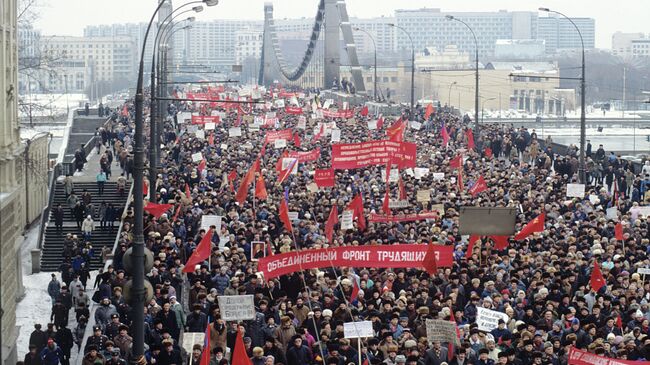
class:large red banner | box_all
[257,244,454,279]
[285,106,303,115]
[568,347,650,365]
[314,168,335,187]
[265,129,293,143]
[368,212,440,223]
[323,109,354,119]
[331,140,417,169]
[288,148,321,162]
[191,115,221,124]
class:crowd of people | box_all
[24,83,650,365]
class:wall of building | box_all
[0,0,21,363]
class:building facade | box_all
[1,0,22,362]
[537,15,595,54]
[612,32,650,58]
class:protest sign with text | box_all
[331,140,417,169]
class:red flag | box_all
[197,159,207,174]
[513,213,545,240]
[616,314,623,329]
[448,310,461,361]
[466,128,475,150]
[279,197,293,233]
[121,104,128,117]
[422,243,438,276]
[143,202,174,219]
[441,123,450,146]
[259,141,268,156]
[590,261,606,292]
[457,168,464,192]
[172,205,181,222]
[313,124,324,141]
[424,103,434,119]
[376,114,384,129]
[235,159,259,205]
[489,235,509,250]
[449,155,462,169]
[228,170,237,192]
[347,195,366,231]
[484,147,493,159]
[615,222,624,241]
[383,162,392,215]
[185,184,191,199]
[468,175,488,196]
[143,181,149,197]
[293,133,301,148]
[200,323,211,365]
[466,235,480,259]
[255,175,268,200]
[231,327,252,365]
[349,278,360,303]
[386,119,405,142]
[398,176,407,200]
[325,205,338,242]
[276,151,289,173]
[208,132,215,146]
[360,105,369,117]
[182,229,213,273]
[278,159,298,184]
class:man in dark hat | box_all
[105,313,123,340]
[85,325,108,354]
[29,324,49,353]
[477,348,495,365]
[286,335,311,365]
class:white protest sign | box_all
[430,204,445,217]
[229,127,242,137]
[425,319,460,346]
[288,212,299,221]
[315,109,323,119]
[381,169,400,183]
[389,200,409,209]
[417,190,431,202]
[204,122,216,131]
[476,307,509,332]
[281,158,299,174]
[297,116,307,130]
[341,210,354,230]
[178,112,192,123]
[404,168,415,177]
[589,194,599,205]
[606,207,618,220]
[323,99,333,109]
[191,152,203,163]
[343,321,374,338]
[200,215,222,232]
[638,206,650,218]
[330,129,341,143]
[637,268,650,275]
[219,236,229,251]
[274,139,287,149]
[432,172,445,181]
[265,112,276,118]
[220,143,228,150]
[566,183,586,198]
[217,295,255,321]
[306,183,319,193]
[195,130,205,140]
[368,120,377,130]
[274,99,285,108]
[410,121,422,130]
[181,333,205,354]
[414,167,430,180]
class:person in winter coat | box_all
[81,215,94,241]
[285,336,312,365]
[274,316,297,352]
[30,324,49,353]
[263,337,287,365]
[53,204,65,233]
[24,344,43,365]
[51,299,69,329]
[112,325,133,357]
[95,298,118,329]
[209,318,228,352]
[158,339,182,365]
[186,304,208,332]
[40,339,64,365]
[85,326,109,354]
[157,302,180,341]
[48,274,61,305]
[55,324,74,365]
[81,345,105,365]
[169,296,185,333]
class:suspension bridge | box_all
[258,0,366,93]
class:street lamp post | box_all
[353,27,377,101]
[481,97,496,123]
[448,81,457,108]
[446,15,479,138]
[539,7,586,183]
[131,1,218,363]
[387,23,415,114]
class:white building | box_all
[184,20,262,68]
[415,45,472,70]
[537,15,595,54]
[394,8,538,58]
[84,22,157,68]
[612,32,650,58]
[39,36,136,95]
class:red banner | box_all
[331,140,417,169]
[278,91,296,98]
[257,244,454,279]
[265,128,292,143]
[314,168,335,187]
[264,117,279,128]
[288,148,321,162]
[568,347,650,365]
[191,115,221,125]
[323,109,354,119]
[368,211,440,223]
[285,106,303,115]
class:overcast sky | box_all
[32,0,649,49]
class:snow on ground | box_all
[16,223,99,360]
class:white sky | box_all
[33,0,650,49]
